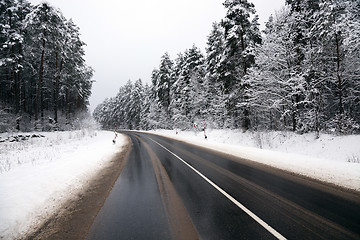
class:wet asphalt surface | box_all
[86,131,360,240]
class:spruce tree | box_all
[220,0,261,129]
[205,22,227,127]
[310,0,360,133]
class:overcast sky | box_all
[28,0,285,111]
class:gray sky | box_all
[28,0,285,112]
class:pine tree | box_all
[61,19,93,119]
[220,0,261,89]
[157,53,173,110]
[205,22,227,127]
[247,6,308,131]
[220,0,261,130]
[169,45,205,129]
[0,1,93,132]
[24,3,61,120]
[150,68,170,129]
[0,0,30,115]
[130,79,143,129]
[155,52,174,126]
[310,0,360,133]
[169,53,188,130]
[139,83,152,130]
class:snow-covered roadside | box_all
[0,130,126,239]
[149,129,360,191]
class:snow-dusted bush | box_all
[0,104,15,133]
[327,113,360,135]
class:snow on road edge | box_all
[149,129,360,191]
[0,130,126,239]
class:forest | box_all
[0,0,93,132]
[94,0,360,135]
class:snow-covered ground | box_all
[0,130,127,240]
[149,129,360,191]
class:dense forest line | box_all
[94,0,360,135]
[93,0,360,134]
[0,0,93,132]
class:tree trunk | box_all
[242,108,250,131]
[11,44,20,114]
[291,94,300,132]
[335,32,344,115]
[54,52,61,123]
[239,28,247,75]
[292,111,296,132]
[65,88,70,119]
[21,72,26,113]
[36,37,46,120]
[16,44,22,116]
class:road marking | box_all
[150,138,287,240]
[141,138,200,240]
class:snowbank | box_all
[0,130,126,239]
[150,129,360,191]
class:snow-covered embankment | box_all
[150,129,360,191]
[0,130,126,239]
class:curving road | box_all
[86,131,360,240]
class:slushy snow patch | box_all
[0,130,126,239]
[150,129,360,191]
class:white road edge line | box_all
[150,138,287,240]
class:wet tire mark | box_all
[135,135,199,240]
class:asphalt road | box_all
[86,131,360,240]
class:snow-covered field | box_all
[0,130,127,239]
[150,129,360,191]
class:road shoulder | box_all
[23,137,131,240]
